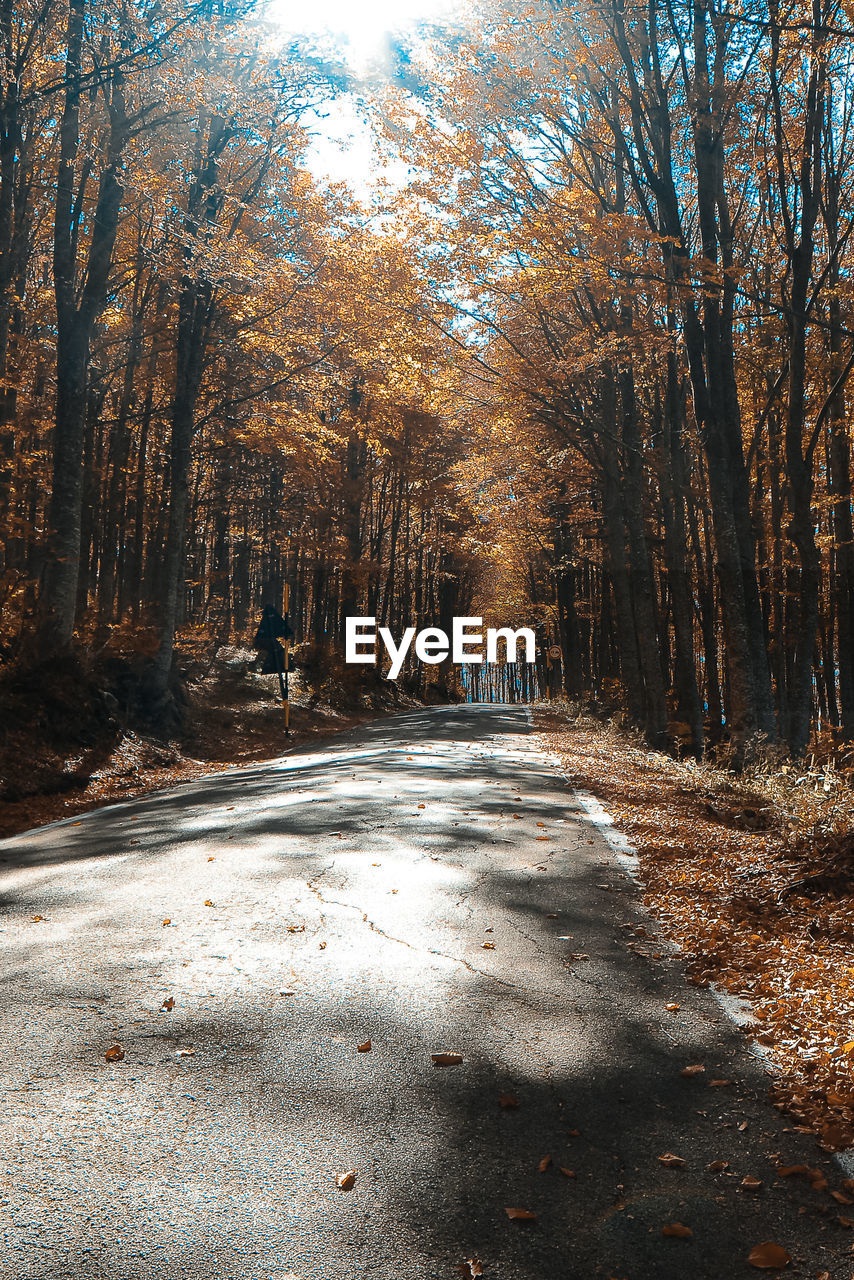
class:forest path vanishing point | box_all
[0,705,849,1280]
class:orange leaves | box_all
[747,1242,790,1270]
[336,1171,357,1191]
[432,1052,463,1066]
[657,1153,685,1168]
[504,1208,536,1221]
[456,1261,483,1278]
[105,1045,124,1062]
[661,1223,692,1238]
[538,1155,552,1172]
[356,1040,372,1052]
[680,1063,705,1077]
[543,716,854,1151]
[159,996,175,1012]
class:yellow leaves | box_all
[482,941,495,949]
[203,899,214,907]
[747,1242,790,1269]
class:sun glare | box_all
[266,0,457,70]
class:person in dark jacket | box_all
[253,605,293,675]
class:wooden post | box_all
[282,583,290,735]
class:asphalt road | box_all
[0,705,849,1279]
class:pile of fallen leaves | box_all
[538,704,854,1153]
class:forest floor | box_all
[0,647,412,840]
[538,702,854,1163]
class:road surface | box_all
[0,706,848,1278]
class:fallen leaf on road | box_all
[658,1153,686,1168]
[708,1079,732,1087]
[665,1003,680,1012]
[559,1167,576,1178]
[105,1045,124,1062]
[160,997,175,1012]
[418,804,425,809]
[680,1064,705,1077]
[535,835,550,841]
[513,814,521,819]
[538,1155,552,1172]
[498,1094,519,1108]
[286,925,305,933]
[546,913,558,919]
[278,990,295,997]
[505,1208,536,1220]
[842,1178,854,1195]
[815,1272,830,1280]
[455,1261,484,1278]
[831,1190,852,1204]
[432,1053,463,1066]
[336,1171,357,1190]
[482,942,495,950]
[708,1160,729,1171]
[738,1121,749,1130]
[204,900,214,907]
[536,822,546,827]
[207,857,215,862]
[747,1241,790,1269]
[741,1176,763,1191]
[162,918,171,926]
[775,1165,808,1177]
[357,1040,372,1052]
[176,1047,195,1057]
[319,941,327,950]
[662,1223,692,1237]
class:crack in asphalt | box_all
[305,861,573,997]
